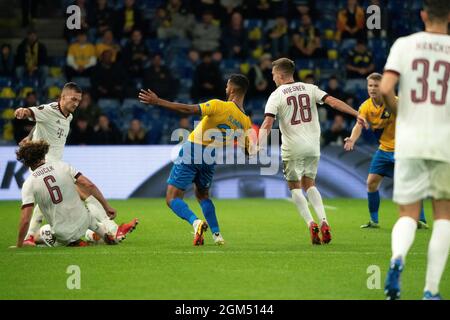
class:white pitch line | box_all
[283,198,338,210]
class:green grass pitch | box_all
[0,198,448,300]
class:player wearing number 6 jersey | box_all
[14,140,119,247]
[259,58,367,245]
[381,0,450,301]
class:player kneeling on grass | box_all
[13,140,122,248]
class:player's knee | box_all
[367,179,379,192]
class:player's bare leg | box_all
[302,176,331,244]
[288,181,319,245]
[423,200,450,300]
[23,205,44,245]
[166,185,207,246]
[361,174,383,228]
[385,201,421,300]
[195,186,223,245]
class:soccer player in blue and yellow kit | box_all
[344,73,427,229]
[139,74,252,246]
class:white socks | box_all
[25,205,44,239]
[391,216,417,262]
[424,219,450,295]
[291,189,314,226]
[306,187,328,225]
[85,196,118,235]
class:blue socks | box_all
[200,199,219,233]
[420,204,427,223]
[368,191,380,223]
[170,198,197,225]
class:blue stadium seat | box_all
[98,98,121,111]
[0,98,15,110]
[71,77,91,88]
[244,19,264,30]
[0,77,13,88]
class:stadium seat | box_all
[0,87,16,99]
[0,98,15,110]
[18,87,35,99]
[0,77,13,88]
[98,98,121,112]
[47,86,62,99]
[71,77,91,88]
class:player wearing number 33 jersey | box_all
[260,58,366,245]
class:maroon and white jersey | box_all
[384,31,450,163]
[21,161,88,242]
[264,82,328,159]
[29,102,72,161]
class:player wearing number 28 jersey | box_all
[259,58,367,245]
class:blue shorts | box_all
[167,142,216,191]
[369,149,395,178]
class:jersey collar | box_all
[58,103,70,118]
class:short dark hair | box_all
[16,140,49,168]
[229,74,249,96]
[424,0,450,22]
[63,82,82,93]
[272,58,295,76]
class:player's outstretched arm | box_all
[16,206,34,248]
[258,116,275,153]
[14,107,33,120]
[76,175,117,219]
[139,89,201,115]
[344,121,364,151]
[380,72,399,115]
[324,96,368,129]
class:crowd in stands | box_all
[0,0,424,146]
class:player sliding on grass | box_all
[13,140,120,247]
[139,74,252,246]
[259,58,368,245]
[381,0,450,300]
[344,73,428,229]
[14,82,138,246]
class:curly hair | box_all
[16,140,49,168]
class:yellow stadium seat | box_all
[324,29,335,40]
[0,87,16,98]
[48,86,62,99]
[19,87,34,98]
[328,49,338,60]
[298,69,314,81]
[240,63,250,75]
[2,121,14,141]
[1,108,15,120]
[248,27,262,41]
[49,66,63,78]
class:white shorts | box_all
[393,159,450,205]
[282,156,319,181]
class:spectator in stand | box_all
[266,16,289,58]
[291,13,326,59]
[0,44,14,77]
[88,0,115,38]
[303,73,315,84]
[66,30,96,80]
[122,29,150,78]
[190,51,223,100]
[150,6,171,38]
[322,114,351,146]
[191,11,221,53]
[116,0,143,39]
[95,29,120,63]
[143,53,177,101]
[91,50,126,100]
[247,53,276,99]
[290,0,316,20]
[92,114,122,145]
[190,0,226,21]
[221,11,248,60]
[244,0,272,20]
[179,117,192,131]
[336,0,366,41]
[124,119,148,145]
[157,0,196,39]
[220,0,243,15]
[67,116,94,145]
[72,91,101,127]
[325,76,354,124]
[15,29,48,85]
[12,91,37,144]
[346,39,375,79]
